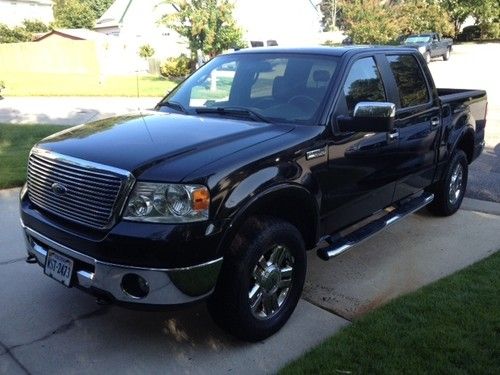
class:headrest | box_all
[313,70,331,83]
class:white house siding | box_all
[0,0,53,27]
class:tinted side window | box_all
[387,55,429,108]
[343,57,386,112]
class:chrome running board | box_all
[317,192,434,261]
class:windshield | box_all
[403,36,432,44]
[159,53,339,124]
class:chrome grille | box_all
[27,149,133,230]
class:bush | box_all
[160,54,192,78]
[480,22,500,39]
[138,44,155,59]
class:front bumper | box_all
[22,223,223,306]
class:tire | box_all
[207,215,306,341]
[424,51,431,64]
[428,149,468,216]
[443,48,451,61]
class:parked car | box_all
[457,25,481,41]
[402,32,453,63]
[20,46,487,341]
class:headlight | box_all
[418,46,426,54]
[123,182,210,223]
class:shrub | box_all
[480,22,500,39]
[138,44,155,59]
[160,54,192,78]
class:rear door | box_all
[382,53,441,201]
[323,54,400,233]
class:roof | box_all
[34,29,110,42]
[94,0,134,29]
[228,45,413,57]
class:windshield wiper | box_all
[195,106,273,124]
[157,100,188,114]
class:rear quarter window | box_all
[387,55,429,108]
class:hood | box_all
[403,42,427,48]
[37,111,293,182]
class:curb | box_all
[461,197,500,216]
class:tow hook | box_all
[26,254,37,264]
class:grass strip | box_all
[0,124,69,189]
[280,251,500,374]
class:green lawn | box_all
[1,73,178,97]
[281,251,500,374]
[0,124,69,189]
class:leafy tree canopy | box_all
[0,20,50,43]
[53,0,114,29]
[161,0,244,59]
[337,0,455,44]
[53,0,95,28]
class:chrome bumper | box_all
[22,224,223,305]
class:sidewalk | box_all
[0,187,498,374]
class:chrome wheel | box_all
[448,163,464,205]
[424,52,431,64]
[248,245,294,319]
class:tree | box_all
[0,20,50,43]
[441,0,477,35]
[138,44,155,59]
[53,0,96,29]
[161,0,244,60]
[320,0,342,32]
[397,1,454,37]
[341,0,400,44]
[22,19,50,33]
[83,0,114,20]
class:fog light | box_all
[121,273,149,299]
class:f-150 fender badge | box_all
[306,147,326,160]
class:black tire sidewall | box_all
[209,216,306,341]
[424,52,431,64]
[436,150,468,215]
[238,221,306,334]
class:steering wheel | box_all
[287,95,318,110]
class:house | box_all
[93,0,324,58]
[94,0,187,60]
[0,0,53,27]
[34,28,110,43]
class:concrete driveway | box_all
[1,187,499,374]
[428,43,500,203]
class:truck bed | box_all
[438,88,487,104]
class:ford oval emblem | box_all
[51,182,68,196]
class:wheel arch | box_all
[454,126,475,164]
[216,184,320,257]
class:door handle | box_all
[387,130,399,141]
[430,117,440,128]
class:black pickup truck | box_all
[20,47,487,341]
[402,33,453,63]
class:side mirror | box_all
[337,102,395,133]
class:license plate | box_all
[44,250,74,287]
